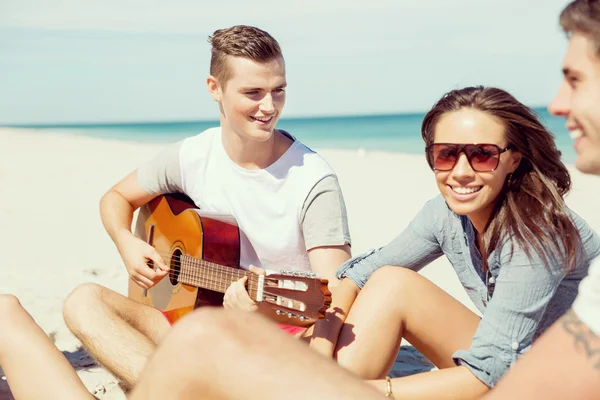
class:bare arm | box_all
[483,309,600,400]
[308,244,352,286]
[100,170,156,244]
[310,276,359,357]
[307,245,356,355]
[100,170,168,288]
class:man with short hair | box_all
[482,0,600,398]
[62,24,352,389]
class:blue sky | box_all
[0,0,572,124]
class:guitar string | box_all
[150,252,253,277]
[149,251,317,286]
[145,252,263,297]
[145,251,321,286]
[137,252,323,308]
[149,250,315,281]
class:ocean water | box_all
[18,107,576,163]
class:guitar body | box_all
[128,194,240,324]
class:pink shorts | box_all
[160,310,306,336]
[276,324,307,336]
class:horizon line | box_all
[1,105,551,129]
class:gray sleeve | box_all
[336,196,446,288]
[137,141,184,195]
[300,175,351,251]
[452,243,568,388]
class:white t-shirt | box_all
[573,257,600,335]
[137,127,351,272]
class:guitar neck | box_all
[178,254,260,299]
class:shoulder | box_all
[278,133,337,177]
[418,194,454,223]
[179,127,220,160]
[497,206,600,267]
[568,207,596,236]
[567,208,600,258]
[312,174,341,190]
[423,193,450,211]
[408,194,457,239]
[182,127,220,150]
[303,175,345,213]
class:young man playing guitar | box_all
[61,25,351,390]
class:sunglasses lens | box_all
[468,145,500,171]
[431,145,458,171]
[429,144,502,172]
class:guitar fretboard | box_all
[178,254,261,299]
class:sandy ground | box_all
[0,128,598,399]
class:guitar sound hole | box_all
[170,249,182,286]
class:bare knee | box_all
[169,309,254,354]
[0,294,28,335]
[62,283,103,328]
[367,266,418,291]
[0,294,24,319]
[175,308,244,339]
[359,267,426,316]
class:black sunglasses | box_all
[426,143,512,172]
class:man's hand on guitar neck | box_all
[116,231,169,289]
[223,265,266,312]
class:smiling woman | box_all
[323,86,600,399]
[421,87,580,273]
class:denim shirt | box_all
[336,195,600,388]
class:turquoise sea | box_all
[13,107,576,163]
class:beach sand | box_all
[1,128,598,399]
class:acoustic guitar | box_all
[128,194,332,325]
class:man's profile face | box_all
[549,33,600,175]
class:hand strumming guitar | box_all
[223,265,266,311]
[116,231,169,289]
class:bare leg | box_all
[0,294,94,400]
[63,283,171,388]
[336,267,481,378]
[130,308,386,400]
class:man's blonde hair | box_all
[208,25,283,88]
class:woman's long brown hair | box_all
[422,86,582,272]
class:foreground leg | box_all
[130,309,385,400]
[336,267,481,378]
[63,283,171,388]
[0,294,93,400]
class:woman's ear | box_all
[510,150,523,173]
[206,76,222,102]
